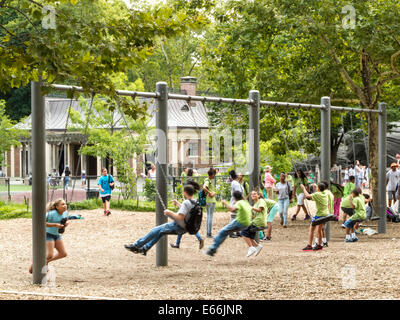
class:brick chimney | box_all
[180,76,197,96]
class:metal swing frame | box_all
[31,80,387,284]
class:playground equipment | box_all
[30,79,387,284]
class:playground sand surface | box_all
[1,203,400,300]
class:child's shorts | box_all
[297,193,306,205]
[388,191,397,200]
[101,195,111,203]
[311,216,325,224]
[343,219,357,229]
[46,233,62,242]
[240,225,261,239]
[341,207,354,216]
[267,204,279,223]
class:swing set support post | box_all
[31,80,47,284]
[378,102,387,233]
[320,97,331,240]
[249,90,260,205]
[155,82,169,267]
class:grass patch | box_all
[68,198,228,212]
[0,200,31,220]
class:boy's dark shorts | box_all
[240,225,261,239]
[101,195,111,203]
[341,207,354,216]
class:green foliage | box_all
[0,85,31,121]
[143,178,156,201]
[0,100,29,165]
[0,200,31,220]
[0,0,209,119]
[69,73,148,199]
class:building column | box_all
[97,157,102,176]
[21,143,26,178]
[10,146,15,178]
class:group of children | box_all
[32,166,374,275]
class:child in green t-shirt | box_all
[300,183,329,251]
[204,191,252,257]
[343,189,366,242]
[240,190,266,257]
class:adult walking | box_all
[275,173,292,227]
[203,168,217,238]
[264,166,276,200]
[292,169,311,221]
[64,165,71,191]
[98,167,115,216]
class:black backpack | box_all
[184,199,203,234]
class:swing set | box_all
[30,80,388,284]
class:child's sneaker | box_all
[246,246,257,257]
[106,210,111,216]
[204,248,215,257]
[302,245,313,251]
[262,236,271,242]
[352,237,359,242]
[304,215,310,221]
[139,247,147,256]
[323,242,328,248]
[124,244,140,253]
[313,244,323,251]
[170,243,180,249]
[254,245,263,256]
[345,238,354,243]
[199,239,205,250]
[291,215,297,221]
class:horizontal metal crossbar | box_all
[50,84,382,114]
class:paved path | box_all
[0,189,88,203]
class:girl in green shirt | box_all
[343,189,366,242]
[239,190,266,257]
[300,183,329,251]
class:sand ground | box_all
[1,203,400,300]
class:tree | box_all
[0,0,210,118]
[69,73,149,199]
[273,0,400,215]
[0,100,29,167]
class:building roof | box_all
[18,97,209,131]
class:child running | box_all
[343,189,366,243]
[300,183,329,251]
[29,199,69,274]
[98,168,115,216]
[204,191,252,257]
[240,190,266,257]
[124,181,201,256]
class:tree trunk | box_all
[367,112,379,215]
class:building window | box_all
[188,142,198,157]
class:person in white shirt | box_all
[147,163,156,181]
[386,163,400,207]
[229,170,244,238]
[354,160,362,188]
[344,167,349,183]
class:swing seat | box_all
[311,214,336,226]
